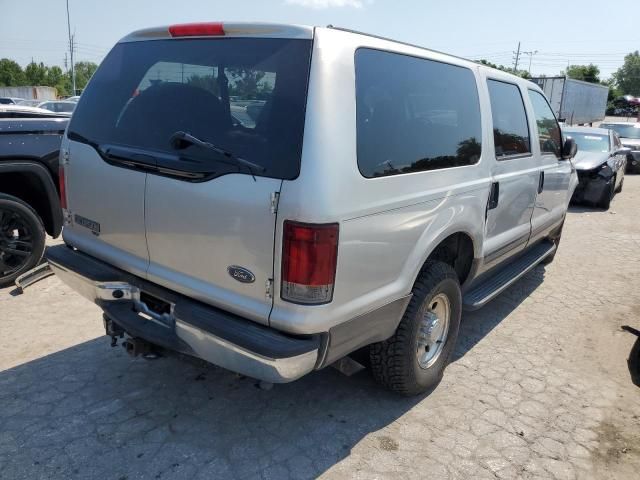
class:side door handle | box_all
[488,181,499,210]
[538,171,545,194]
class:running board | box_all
[14,262,54,294]
[463,241,556,310]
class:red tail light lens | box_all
[58,166,67,210]
[168,23,225,37]
[281,221,339,304]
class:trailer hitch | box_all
[103,314,124,347]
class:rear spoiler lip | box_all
[119,22,315,43]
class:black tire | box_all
[598,176,615,210]
[0,194,46,288]
[615,176,624,194]
[370,261,461,396]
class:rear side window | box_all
[355,48,482,178]
[527,90,561,157]
[69,38,312,180]
[487,80,531,157]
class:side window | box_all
[527,90,561,158]
[355,48,482,178]
[487,79,531,158]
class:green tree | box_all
[476,59,530,79]
[45,66,63,86]
[0,58,26,86]
[73,61,98,90]
[187,74,219,95]
[227,68,270,99]
[613,51,640,95]
[564,64,600,83]
[24,61,48,86]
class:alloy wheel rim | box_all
[0,208,34,276]
[416,293,451,369]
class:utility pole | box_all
[66,0,76,94]
[523,50,538,75]
[513,41,521,73]
[64,52,68,72]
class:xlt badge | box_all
[227,266,255,284]
[74,214,100,236]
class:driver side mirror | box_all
[613,147,631,156]
[561,137,577,160]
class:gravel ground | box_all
[1,177,639,480]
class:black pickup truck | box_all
[0,114,68,286]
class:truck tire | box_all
[370,260,461,396]
[0,194,46,288]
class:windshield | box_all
[600,124,640,139]
[69,37,312,180]
[566,132,609,153]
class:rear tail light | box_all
[168,23,225,37]
[58,165,67,210]
[281,221,339,305]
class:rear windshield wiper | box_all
[169,131,266,178]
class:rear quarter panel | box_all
[270,28,492,334]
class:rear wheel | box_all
[0,194,46,288]
[370,261,461,396]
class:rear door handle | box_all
[538,171,545,194]
[488,181,499,210]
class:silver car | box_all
[47,23,577,395]
[599,121,640,173]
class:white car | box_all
[37,101,76,114]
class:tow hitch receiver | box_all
[103,314,124,347]
[122,337,153,357]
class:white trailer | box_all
[530,76,608,125]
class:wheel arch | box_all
[413,229,479,290]
[0,161,62,237]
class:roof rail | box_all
[325,25,474,66]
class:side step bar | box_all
[463,241,556,310]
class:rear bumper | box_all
[46,245,320,383]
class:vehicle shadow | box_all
[0,336,422,479]
[568,204,605,213]
[0,267,547,479]
[621,325,640,387]
[452,265,545,361]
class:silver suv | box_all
[48,23,578,395]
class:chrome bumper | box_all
[47,246,319,384]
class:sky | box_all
[2,0,637,79]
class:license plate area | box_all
[134,291,175,327]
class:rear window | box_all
[69,38,312,180]
[355,48,482,178]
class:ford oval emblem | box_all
[227,266,255,284]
